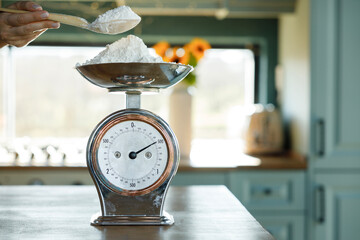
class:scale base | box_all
[90,211,174,226]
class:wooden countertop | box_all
[179,151,307,171]
[0,151,306,171]
[0,186,274,240]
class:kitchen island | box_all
[0,185,273,240]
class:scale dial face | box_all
[89,112,175,196]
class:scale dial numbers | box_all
[91,114,175,196]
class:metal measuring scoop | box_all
[0,7,140,35]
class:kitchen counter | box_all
[0,151,306,170]
[179,151,306,171]
[0,185,274,240]
[0,151,306,185]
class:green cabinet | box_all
[310,0,360,170]
[310,0,360,239]
[229,171,305,240]
[172,170,306,240]
[313,173,360,240]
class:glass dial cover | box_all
[88,111,176,196]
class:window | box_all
[0,46,255,165]
[0,46,169,139]
[194,49,255,139]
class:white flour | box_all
[90,6,141,34]
[81,35,163,65]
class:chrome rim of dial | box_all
[89,111,175,196]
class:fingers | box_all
[5,10,50,27]
[0,2,60,48]
[0,20,59,47]
[12,20,60,35]
[9,1,43,11]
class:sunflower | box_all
[163,47,179,63]
[161,46,189,65]
[188,38,211,61]
[152,38,211,86]
[152,41,170,60]
[178,44,190,65]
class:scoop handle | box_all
[48,13,88,27]
[0,7,89,28]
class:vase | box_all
[169,82,193,160]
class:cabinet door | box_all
[255,214,305,240]
[314,173,360,240]
[311,0,360,169]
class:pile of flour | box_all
[82,35,163,65]
[89,6,141,33]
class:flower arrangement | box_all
[152,38,211,86]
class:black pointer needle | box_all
[129,141,157,159]
[136,141,157,154]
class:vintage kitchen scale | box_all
[76,62,193,226]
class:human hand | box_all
[0,1,60,48]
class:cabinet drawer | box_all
[229,171,305,211]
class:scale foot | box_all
[90,211,174,226]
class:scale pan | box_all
[76,62,193,92]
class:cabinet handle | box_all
[315,185,325,223]
[263,188,272,195]
[316,119,325,156]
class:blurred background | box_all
[0,0,359,240]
